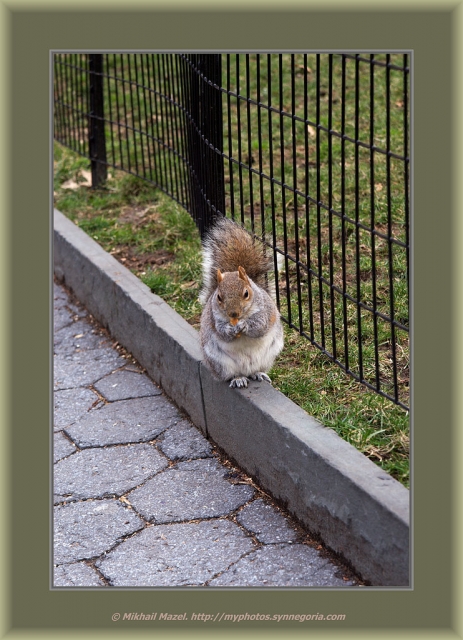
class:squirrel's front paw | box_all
[230,321,246,340]
[235,320,247,334]
[229,376,249,388]
[249,372,272,384]
[218,323,238,340]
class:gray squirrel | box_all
[199,217,284,388]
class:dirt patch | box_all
[110,245,175,272]
[117,205,159,227]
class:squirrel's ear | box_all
[238,266,249,282]
[217,269,224,283]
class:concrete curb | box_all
[54,209,410,586]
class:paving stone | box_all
[54,499,144,564]
[54,305,75,332]
[209,543,353,587]
[93,369,162,401]
[65,396,181,448]
[65,299,88,319]
[54,319,112,355]
[237,498,299,544]
[54,443,167,502]
[304,563,355,587]
[54,284,88,327]
[54,387,101,431]
[127,458,254,523]
[54,431,78,463]
[159,419,213,461]
[54,282,69,308]
[96,520,255,587]
[53,561,105,587]
[54,348,126,390]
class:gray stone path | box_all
[53,280,360,588]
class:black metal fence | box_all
[53,52,410,410]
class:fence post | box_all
[88,54,107,188]
[202,54,225,230]
[187,54,225,237]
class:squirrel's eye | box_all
[217,293,222,302]
[243,289,249,299]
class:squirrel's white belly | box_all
[207,323,283,380]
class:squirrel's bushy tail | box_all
[199,217,273,305]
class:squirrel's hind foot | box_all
[249,372,272,384]
[229,376,249,388]
[228,372,272,388]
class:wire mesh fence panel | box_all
[221,53,409,409]
[53,52,410,410]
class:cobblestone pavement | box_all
[53,280,360,588]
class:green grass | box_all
[53,140,409,487]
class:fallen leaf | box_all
[61,169,92,190]
[180,281,197,290]
[61,179,80,190]
[80,170,92,184]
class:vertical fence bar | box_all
[209,54,226,222]
[104,55,116,169]
[304,53,315,342]
[53,55,63,145]
[354,55,364,383]
[386,54,399,402]
[340,54,349,371]
[226,54,235,221]
[403,53,410,291]
[133,54,146,180]
[160,54,174,197]
[166,54,182,203]
[180,55,195,217]
[63,56,72,149]
[139,55,153,184]
[112,56,125,170]
[173,54,188,208]
[186,55,201,229]
[327,54,336,359]
[369,54,380,392]
[256,54,266,243]
[235,55,245,224]
[267,55,281,311]
[127,55,139,177]
[70,56,80,154]
[279,54,292,325]
[245,54,255,231]
[291,54,304,334]
[88,54,107,188]
[154,55,165,191]
[120,54,131,174]
[315,54,326,349]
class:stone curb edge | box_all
[53,208,410,587]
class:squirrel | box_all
[199,217,284,388]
